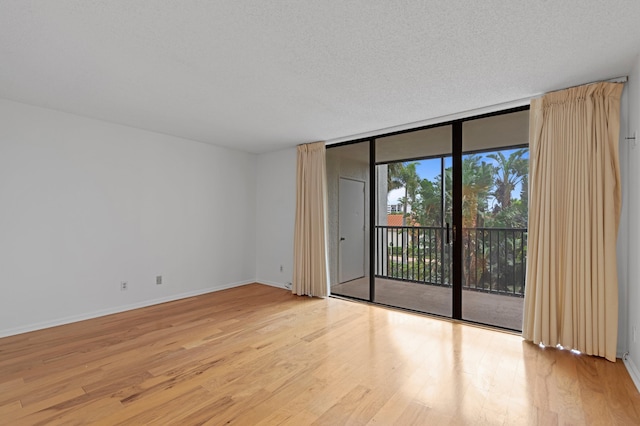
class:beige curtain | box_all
[292,141,328,297]
[523,82,623,361]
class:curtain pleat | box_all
[523,82,623,361]
[293,141,328,297]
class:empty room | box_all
[2,1,640,424]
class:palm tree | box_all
[386,162,404,192]
[413,178,441,227]
[460,155,494,289]
[487,149,528,211]
[386,162,420,268]
[387,162,419,226]
[483,149,528,292]
[461,155,494,229]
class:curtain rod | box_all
[325,75,629,146]
[543,75,627,95]
[545,76,633,143]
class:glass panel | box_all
[374,125,453,316]
[461,110,529,330]
[327,141,370,300]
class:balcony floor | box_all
[331,277,524,331]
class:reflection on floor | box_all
[331,277,524,330]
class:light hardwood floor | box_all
[1,283,639,425]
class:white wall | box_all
[0,99,257,336]
[625,54,640,389]
[255,147,297,288]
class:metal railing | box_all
[375,225,527,297]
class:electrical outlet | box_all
[120,281,128,291]
[285,282,292,290]
[280,265,283,272]
[156,275,162,285]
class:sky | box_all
[387,148,528,207]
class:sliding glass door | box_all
[374,126,453,316]
[461,110,529,329]
[327,107,529,331]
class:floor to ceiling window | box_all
[328,107,529,331]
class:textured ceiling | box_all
[1,1,639,153]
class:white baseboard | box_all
[257,280,289,290]
[0,279,253,339]
[623,355,640,393]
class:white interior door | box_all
[339,178,365,283]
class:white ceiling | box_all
[1,1,639,154]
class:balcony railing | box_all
[375,226,527,297]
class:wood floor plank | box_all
[0,400,22,418]
[0,283,638,425]
[23,396,123,426]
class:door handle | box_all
[446,223,450,245]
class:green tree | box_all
[386,162,404,192]
[413,178,441,227]
[483,149,528,292]
[460,155,494,288]
[383,149,530,293]
[388,162,420,226]
[386,162,420,267]
[487,149,528,212]
[461,154,494,229]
